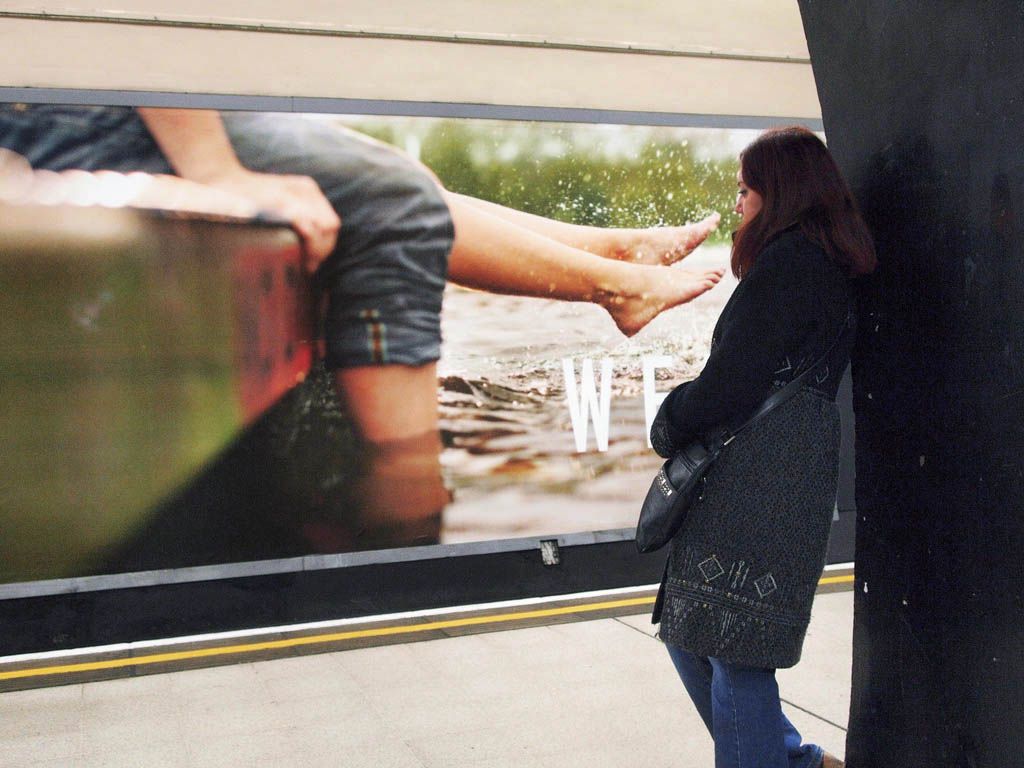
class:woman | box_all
[649,126,876,768]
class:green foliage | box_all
[355,119,739,240]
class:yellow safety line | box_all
[0,597,649,681]
[819,574,855,585]
[0,574,855,682]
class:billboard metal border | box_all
[0,529,633,600]
[0,87,824,131]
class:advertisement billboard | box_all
[1,103,801,591]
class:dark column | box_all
[798,3,1024,767]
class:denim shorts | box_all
[0,104,453,369]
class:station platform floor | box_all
[1,589,853,768]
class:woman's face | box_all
[735,169,763,221]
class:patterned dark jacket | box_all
[650,229,854,668]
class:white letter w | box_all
[562,357,614,452]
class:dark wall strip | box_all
[800,2,1024,766]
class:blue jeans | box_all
[667,644,824,768]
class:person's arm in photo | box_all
[137,108,340,269]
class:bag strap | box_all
[718,307,856,448]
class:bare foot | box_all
[614,212,721,265]
[602,266,724,336]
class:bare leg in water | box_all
[333,363,449,546]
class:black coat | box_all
[651,229,855,668]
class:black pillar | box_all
[798,3,1024,767]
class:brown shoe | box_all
[821,754,844,768]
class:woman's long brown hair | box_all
[732,126,877,278]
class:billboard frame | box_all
[0,87,845,622]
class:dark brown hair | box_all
[732,125,877,279]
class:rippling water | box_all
[436,244,737,543]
